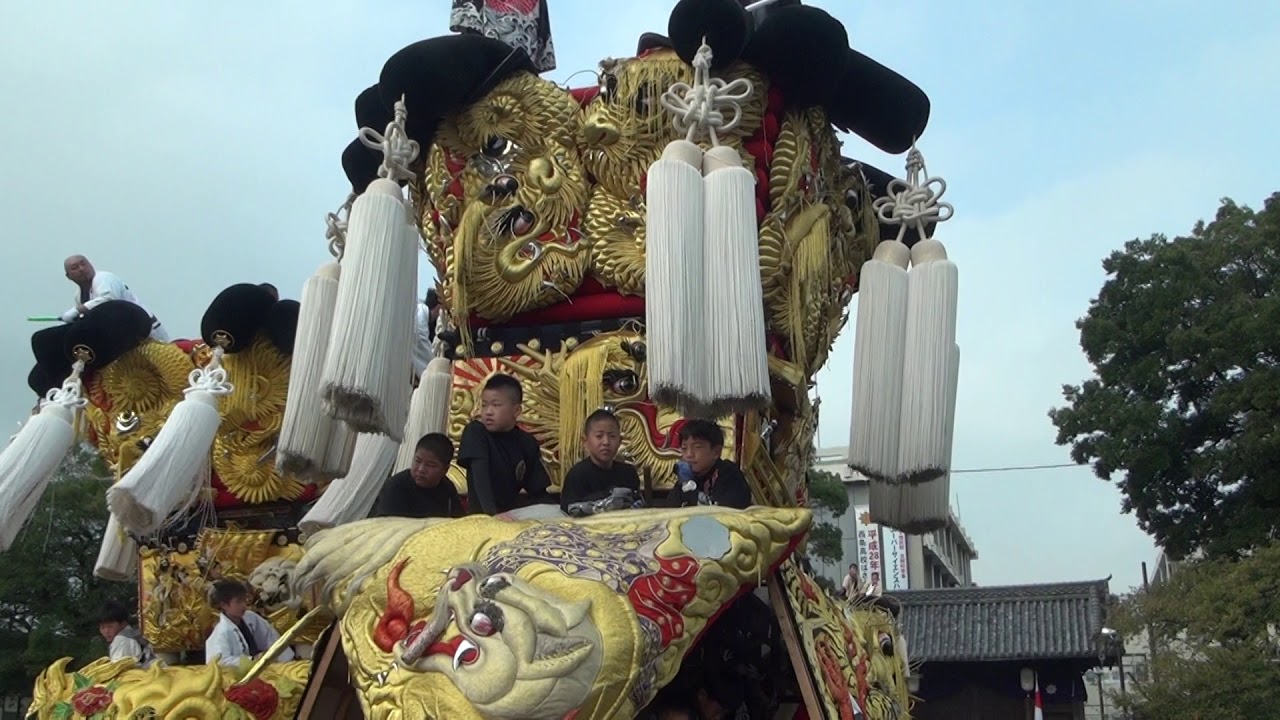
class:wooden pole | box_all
[767,574,824,720]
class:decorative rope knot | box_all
[187,346,234,397]
[872,143,954,244]
[43,359,88,410]
[325,193,356,259]
[660,41,754,146]
[360,98,421,186]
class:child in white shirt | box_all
[204,579,295,666]
[98,600,154,666]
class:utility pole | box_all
[1096,672,1106,720]
[1142,561,1158,681]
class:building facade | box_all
[809,446,979,591]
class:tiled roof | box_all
[896,580,1112,663]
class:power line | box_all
[951,462,1086,475]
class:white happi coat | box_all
[412,301,435,377]
[61,271,169,341]
[205,611,294,666]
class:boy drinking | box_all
[560,409,641,514]
[372,433,463,519]
[98,600,154,666]
[458,373,551,515]
[205,579,294,666]
[665,419,752,509]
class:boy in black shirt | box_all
[457,373,551,514]
[665,419,752,509]
[560,409,641,514]
[372,433,463,519]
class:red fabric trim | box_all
[468,289,644,328]
[569,86,600,107]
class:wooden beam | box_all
[296,629,343,720]
[768,573,825,720]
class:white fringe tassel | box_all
[321,178,416,438]
[394,356,453,473]
[701,146,771,415]
[321,421,358,480]
[895,239,959,483]
[645,140,706,412]
[0,362,85,552]
[848,241,911,481]
[299,433,399,535]
[108,349,231,534]
[277,261,343,478]
[881,343,959,533]
[94,513,138,582]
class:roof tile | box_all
[896,580,1111,663]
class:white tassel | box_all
[94,513,138,582]
[320,421,358,480]
[0,362,85,552]
[702,145,771,415]
[321,178,417,438]
[299,433,399,535]
[880,343,959,533]
[895,239,959,483]
[383,220,420,440]
[644,140,706,411]
[108,349,231,534]
[394,356,453,473]
[848,241,911,481]
[0,484,45,552]
[277,261,343,478]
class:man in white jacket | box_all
[98,600,154,666]
[205,579,295,666]
[61,254,169,341]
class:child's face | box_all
[680,436,721,476]
[220,594,249,620]
[479,388,520,431]
[410,448,447,488]
[584,418,621,465]
[98,620,125,643]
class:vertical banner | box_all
[884,528,909,590]
[855,506,883,592]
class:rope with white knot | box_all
[872,144,954,244]
[43,360,88,410]
[659,41,753,146]
[359,97,420,187]
[325,193,356,259]
[186,347,234,397]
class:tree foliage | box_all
[1050,194,1280,559]
[806,469,848,565]
[1109,543,1280,719]
[807,469,849,518]
[0,444,136,694]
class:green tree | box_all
[806,468,849,565]
[1108,543,1280,719]
[1050,194,1280,560]
[0,443,137,694]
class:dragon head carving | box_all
[421,72,590,324]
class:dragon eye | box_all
[602,74,618,100]
[633,85,651,115]
[482,135,510,158]
[470,611,496,637]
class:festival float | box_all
[3,0,960,717]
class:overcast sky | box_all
[2,1,1277,591]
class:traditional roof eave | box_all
[896,579,1115,664]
